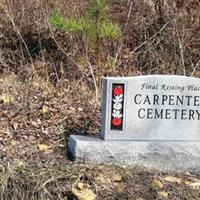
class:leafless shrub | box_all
[0,0,199,84]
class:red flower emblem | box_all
[113,86,123,95]
[112,117,122,126]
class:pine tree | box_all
[50,0,121,67]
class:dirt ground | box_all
[0,73,200,200]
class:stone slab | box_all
[101,75,200,140]
[68,135,200,172]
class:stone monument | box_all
[68,75,200,172]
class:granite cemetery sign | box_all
[101,75,200,140]
[69,75,200,172]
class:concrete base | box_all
[68,135,200,172]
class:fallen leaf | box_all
[95,174,111,187]
[11,139,19,146]
[111,174,122,182]
[190,182,200,190]
[0,94,14,104]
[44,149,54,155]
[42,105,49,114]
[58,144,65,148]
[164,176,182,184]
[72,187,96,200]
[158,191,168,199]
[77,183,84,190]
[152,180,164,189]
[38,144,49,151]
[185,181,200,190]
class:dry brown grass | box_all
[0,0,199,78]
[0,162,200,200]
